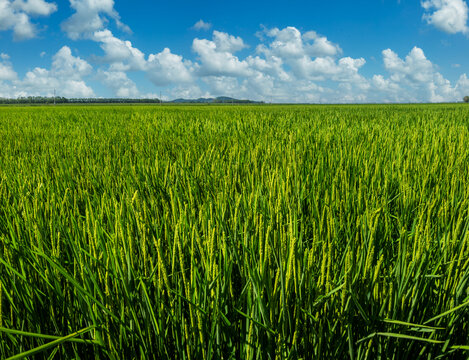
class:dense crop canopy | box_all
[0,104,468,359]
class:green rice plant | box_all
[0,104,468,359]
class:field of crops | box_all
[0,104,468,359]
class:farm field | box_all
[0,104,468,359]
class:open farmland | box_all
[0,104,468,359]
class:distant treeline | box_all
[0,96,263,104]
[0,96,163,104]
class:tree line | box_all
[1,95,468,105]
[0,96,163,104]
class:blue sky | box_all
[0,0,468,102]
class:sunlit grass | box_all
[0,104,468,359]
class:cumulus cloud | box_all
[92,29,146,71]
[20,67,94,97]
[265,27,305,58]
[90,29,194,90]
[192,19,212,31]
[147,48,193,86]
[62,0,130,39]
[303,31,342,57]
[0,0,57,39]
[99,70,139,97]
[13,0,57,15]
[59,0,198,96]
[0,54,18,81]
[51,46,92,79]
[422,0,469,34]
[193,31,251,77]
[62,22,368,101]
[288,55,366,82]
[246,54,291,82]
[372,74,399,91]
[3,18,469,103]
[382,47,434,83]
[263,27,342,59]
[212,30,247,52]
[19,46,94,97]
[197,39,468,103]
[169,84,211,100]
[0,47,94,98]
[371,46,469,102]
[455,73,469,96]
[185,27,367,102]
[84,25,466,103]
[257,26,365,89]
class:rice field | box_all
[0,104,468,359]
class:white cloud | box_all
[258,26,365,89]
[288,55,367,82]
[193,31,251,77]
[455,74,469,98]
[422,0,469,34]
[99,70,139,97]
[212,30,247,52]
[92,29,146,71]
[263,27,342,59]
[13,0,57,16]
[373,46,466,102]
[147,48,193,86]
[456,73,469,88]
[75,24,367,101]
[202,76,241,96]
[266,27,305,58]
[134,26,466,103]
[20,67,94,98]
[90,29,194,90]
[200,74,331,103]
[382,47,435,83]
[193,19,212,31]
[246,54,291,81]
[0,0,56,40]
[303,31,342,57]
[62,0,130,39]
[1,46,94,98]
[169,85,211,100]
[0,55,17,81]
[372,74,399,91]
[3,17,469,103]
[52,46,92,79]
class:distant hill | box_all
[170,96,263,104]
